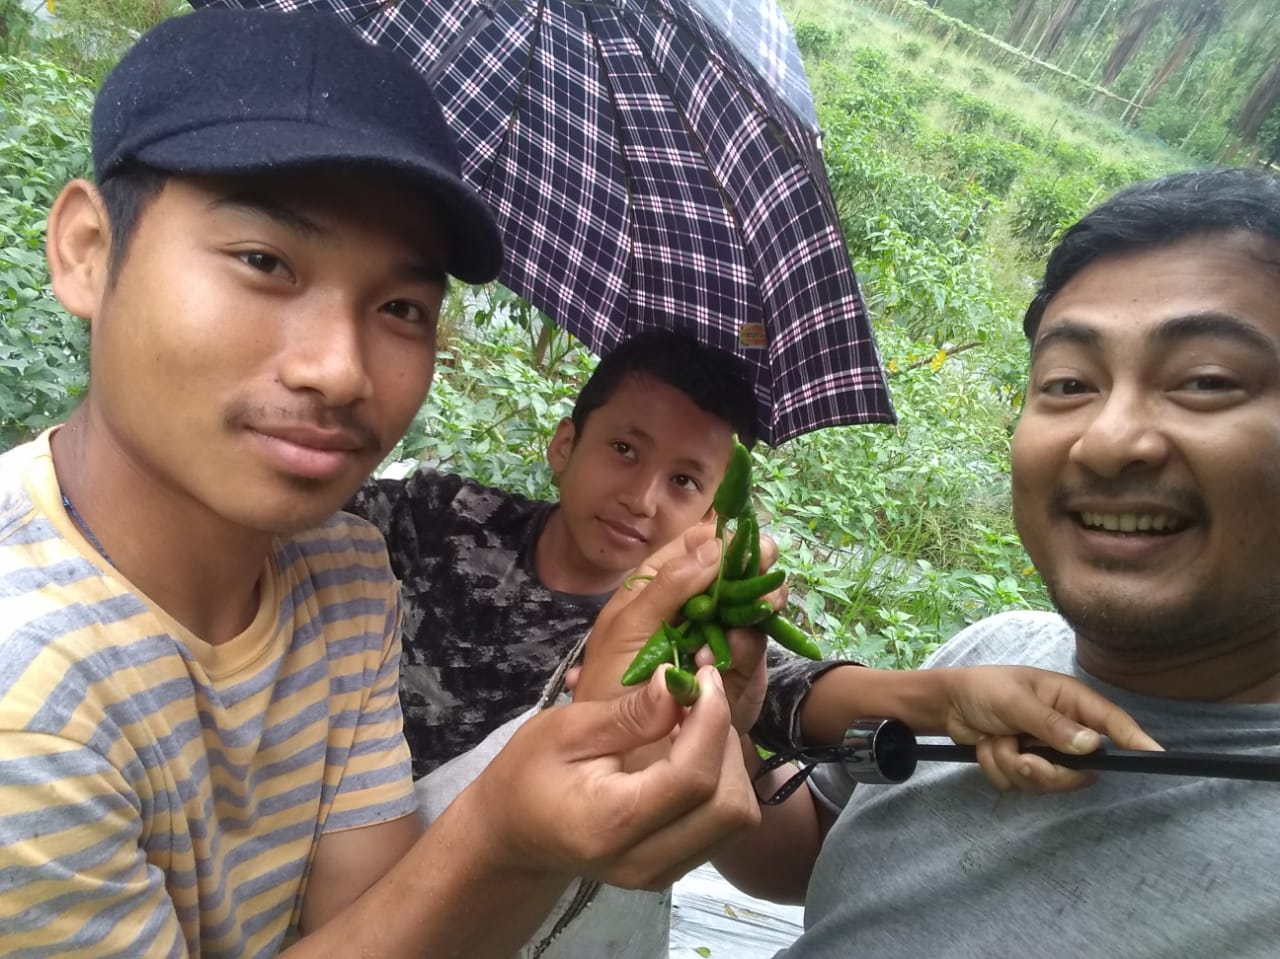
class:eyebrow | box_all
[1033,312,1279,360]
[1154,312,1279,357]
[208,193,328,238]
[208,193,449,290]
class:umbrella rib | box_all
[577,4,643,327]
[470,0,551,199]
[423,0,499,86]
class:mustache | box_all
[1049,479,1206,517]
[224,399,384,452]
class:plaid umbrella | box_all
[192,0,895,444]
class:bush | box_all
[1007,173,1100,256]
[0,55,94,448]
[793,21,836,60]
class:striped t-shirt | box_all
[0,432,417,957]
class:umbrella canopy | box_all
[192,0,895,444]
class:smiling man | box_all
[770,167,1280,958]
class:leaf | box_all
[694,948,712,958]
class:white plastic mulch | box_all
[669,863,805,958]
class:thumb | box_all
[561,670,685,762]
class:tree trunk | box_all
[1033,0,1086,60]
[1100,0,1168,87]
[1234,59,1280,142]
[1006,0,1041,47]
[1133,31,1199,116]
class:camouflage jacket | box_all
[349,469,840,778]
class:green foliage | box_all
[1007,172,1099,256]
[945,89,997,133]
[390,323,594,501]
[0,54,92,448]
[36,0,188,82]
[792,20,836,60]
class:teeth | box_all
[1081,512,1185,533]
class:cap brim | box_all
[131,120,504,285]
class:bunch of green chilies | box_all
[620,439,823,705]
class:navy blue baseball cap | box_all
[91,7,503,285]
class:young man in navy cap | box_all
[0,9,767,955]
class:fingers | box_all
[756,532,778,573]
[945,666,1163,795]
[1048,683,1163,753]
[577,534,723,701]
[627,525,720,593]
[977,735,1099,794]
[592,670,760,889]
[549,670,685,762]
[481,668,759,889]
[1011,676,1162,758]
[947,667,1163,757]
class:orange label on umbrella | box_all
[738,323,767,349]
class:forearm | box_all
[286,790,568,959]
[710,736,821,905]
[798,665,959,746]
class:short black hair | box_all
[1024,167,1280,339]
[97,164,169,284]
[572,329,760,448]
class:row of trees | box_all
[875,0,1280,163]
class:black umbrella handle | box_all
[841,718,1280,784]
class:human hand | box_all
[689,530,781,733]
[576,524,778,735]
[470,665,761,890]
[936,666,1163,793]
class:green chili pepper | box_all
[681,592,717,622]
[664,666,701,707]
[700,620,732,671]
[621,624,676,686]
[723,511,757,580]
[761,613,823,661]
[743,515,762,579]
[716,568,785,604]
[712,440,753,527]
[717,599,775,627]
[676,621,705,656]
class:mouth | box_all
[255,425,367,452]
[599,518,648,546]
[249,425,369,480]
[1075,510,1191,534]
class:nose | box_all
[618,470,662,518]
[277,298,373,408]
[1068,385,1171,478]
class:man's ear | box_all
[547,417,576,475]
[46,179,112,321]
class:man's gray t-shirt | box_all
[781,610,1280,959]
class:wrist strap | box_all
[752,718,920,805]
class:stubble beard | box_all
[1047,572,1280,662]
